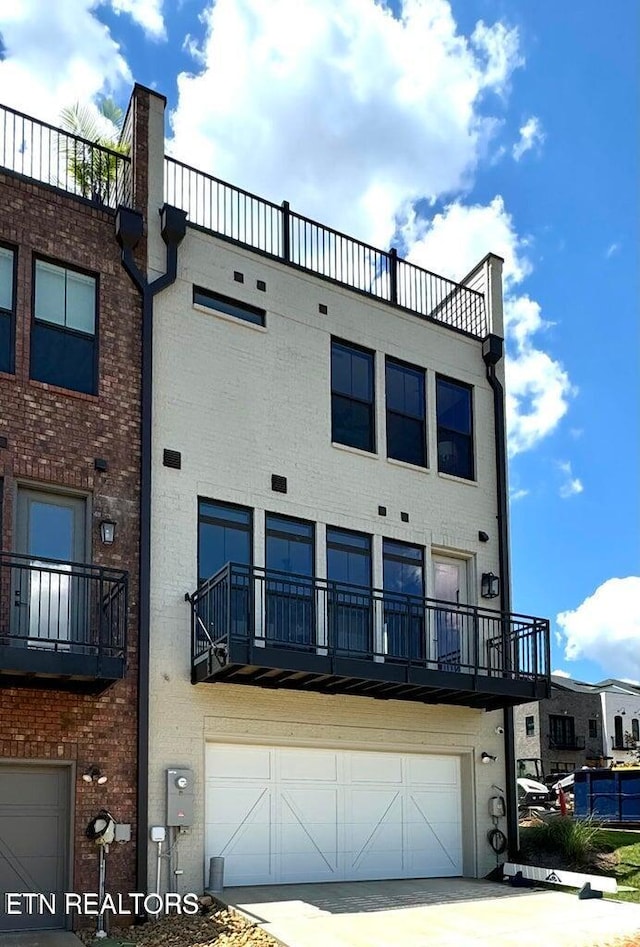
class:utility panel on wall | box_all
[166,768,194,826]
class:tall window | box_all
[614,715,624,749]
[632,718,639,743]
[31,259,98,394]
[385,357,426,467]
[549,714,576,748]
[198,500,252,583]
[588,718,598,739]
[525,715,535,736]
[0,244,15,374]
[265,514,314,646]
[383,539,424,660]
[327,527,372,654]
[436,376,474,480]
[331,339,375,452]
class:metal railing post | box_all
[281,200,291,263]
[389,247,398,306]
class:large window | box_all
[383,539,424,660]
[266,514,314,646]
[549,714,576,748]
[31,259,98,394]
[198,500,252,583]
[0,244,15,374]
[331,339,375,452]
[386,357,426,467]
[327,527,372,654]
[436,376,474,480]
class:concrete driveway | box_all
[224,878,640,947]
[0,934,81,946]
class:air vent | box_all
[271,474,287,494]
[257,279,266,292]
[401,511,409,523]
[163,449,182,470]
[378,505,387,517]
[319,304,328,314]
[94,457,108,472]
[234,271,244,283]
[0,435,7,449]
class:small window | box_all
[193,286,265,327]
[331,339,375,452]
[525,715,535,736]
[386,357,426,467]
[436,376,474,480]
[0,244,16,374]
[31,259,97,394]
[588,718,598,739]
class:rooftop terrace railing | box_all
[0,103,132,209]
[165,156,488,338]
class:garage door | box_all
[205,745,462,886]
[0,765,70,932]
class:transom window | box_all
[31,259,98,394]
[0,244,15,374]
[193,286,266,327]
[385,357,426,467]
[331,339,375,452]
[436,376,474,480]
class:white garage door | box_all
[205,745,462,886]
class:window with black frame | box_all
[31,259,98,394]
[0,244,15,374]
[386,357,426,467]
[265,514,314,647]
[436,376,474,480]
[198,500,252,641]
[382,540,425,660]
[331,339,375,452]
[326,527,372,656]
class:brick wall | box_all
[0,171,142,907]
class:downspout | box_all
[482,333,518,858]
[115,204,187,901]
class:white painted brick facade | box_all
[146,96,510,892]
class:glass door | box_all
[326,528,372,655]
[382,540,425,660]
[14,489,86,648]
[265,515,314,647]
[433,557,466,669]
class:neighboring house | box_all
[140,89,550,893]
[0,100,146,933]
[515,675,640,780]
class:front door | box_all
[433,557,467,669]
[14,489,86,647]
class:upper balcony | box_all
[0,102,132,209]
[0,552,128,693]
[164,157,488,339]
[189,564,550,710]
[548,735,586,751]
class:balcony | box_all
[0,552,128,693]
[189,564,550,710]
[548,735,586,751]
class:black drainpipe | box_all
[115,204,187,900]
[482,333,518,859]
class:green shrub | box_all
[520,816,601,867]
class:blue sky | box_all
[1,0,638,682]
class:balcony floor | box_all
[0,643,126,694]
[193,639,549,710]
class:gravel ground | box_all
[76,898,279,947]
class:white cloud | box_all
[557,577,640,679]
[510,488,529,502]
[605,242,620,259]
[0,2,132,123]
[551,669,571,678]
[401,196,575,455]
[557,460,583,499]
[110,0,166,40]
[512,115,544,161]
[169,0,523,246]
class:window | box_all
[0,244,15,374]
[549,714,576,748]
[632,718,639,743]
[385,357,426,467]
[198,500,252,584]
[436,376,474,480]
[614,715,624,749]
[327,527,372,654]
[31,259,97,394]
[331,339,375,452]
[588,718,598,739]
[193,286,265,327]
[383,539,424,660]
[266,514,314,646]
[525,715,535,736]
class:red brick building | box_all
[0,91,149,933]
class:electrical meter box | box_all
[166,768,194,827]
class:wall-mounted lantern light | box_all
[100,520,116,545]
[82,765,108,785]
[481,752,497,764]
[481,572,500,599]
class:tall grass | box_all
[520,816,601,867]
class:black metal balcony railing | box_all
[548,735,586,751]
[189,564,550,709]
[164,157,488,339]
[0,103,132,209]
[0,552,128,689]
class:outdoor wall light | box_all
[481,572,500,599]
[481,752,497,764]
[99,520,116,545]
[82,765,108,785]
